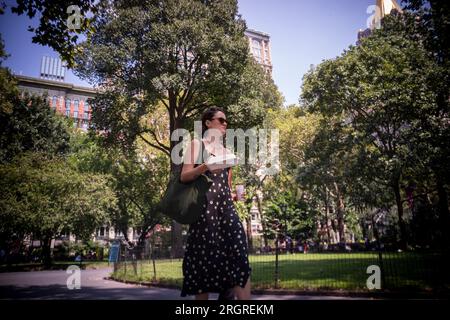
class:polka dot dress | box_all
[180,167,251,297]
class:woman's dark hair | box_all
[201,106,225,135]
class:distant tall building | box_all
[357,0,403,43]
[245,29,273,75]
[40,56,67,82]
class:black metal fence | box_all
[111,240,449,294]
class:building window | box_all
[252,39,262,62]
[65,98,71,116]
[73,110,78,119]
[52,96,57,109]
[264,43,270,64]
[73,114,79,128]
[74,99,79,111]
[252,39,261,53]
[83,101,90,120]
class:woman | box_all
[179,107,252,300]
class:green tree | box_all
[0,35,71,163]
[0,152,116,266]
[401,0,450,248]
[74,0,250,156]
[105,151,169,249]
[0,92,71,163]
[0,34,18,115]
[2,0,97,67]
[74,0,282,256]
[69,131,170,250]
[263,173,317,245]
[301,10,445,248]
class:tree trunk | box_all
[169,107,185,258]
[261,216,269,249]
[41,236,52,268]
[242,194,254,252]
[392,178,407,249]
[436,175,450,251]
[324,188,331,243]
[170,159,184,257]
[255,192,268,249]
[122,227,134,248]
[246,213,253,253]
[170,222,184,258]
[334,182,346,244]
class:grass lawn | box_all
[111,252,446,292]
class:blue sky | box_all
[0,0,378,106]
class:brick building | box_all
[17,74,95,130]
[245,28,273,75]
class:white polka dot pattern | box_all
[180,166,251,297]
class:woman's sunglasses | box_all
[211,117,228,125]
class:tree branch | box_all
[160,98,170,112]
[140,126,169,152]
[182,100,209,118]
[138,133,170,156]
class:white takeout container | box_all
[206,153,238,171]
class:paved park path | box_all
[0,267,363,300]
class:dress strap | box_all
[194,139,211,168]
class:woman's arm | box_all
[180,139,208,183]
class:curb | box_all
[0,264,111,273]
[106,276,448,299]
[106,276,181,290]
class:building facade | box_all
[16,74,95,130]
[244,28,273,75]
[357,0,403,43]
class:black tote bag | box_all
[159,141,213,224]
